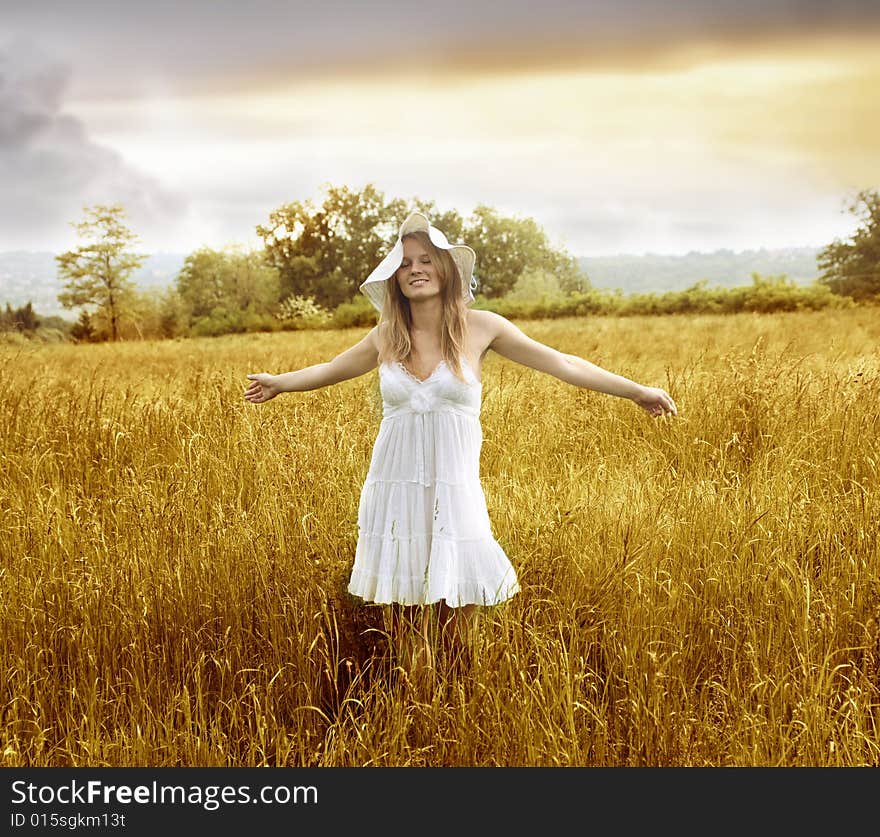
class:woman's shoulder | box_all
[466,308,498,326]
[467,308,506,334]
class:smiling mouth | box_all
[410,278,428,285]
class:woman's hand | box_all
[632,385,677,418]
[244,373,282,404]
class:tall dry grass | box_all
[1,308,878,766]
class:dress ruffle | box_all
[349,531,519,607]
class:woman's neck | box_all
[408,296,444,338]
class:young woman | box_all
[244,212,677,677]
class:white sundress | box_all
[347,356,520,608]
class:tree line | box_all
[2,184,878,343]
[48,184,586,342]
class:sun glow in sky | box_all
[1,2,878,257]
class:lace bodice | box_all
[379,358,481,418]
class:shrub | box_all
[331,295,379,329]
[275,295,332,330]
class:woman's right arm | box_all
[244,325,380,403]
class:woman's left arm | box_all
[483,311,677,418]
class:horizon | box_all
[1,242,828,322]
[0,241,826,261]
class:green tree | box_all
[256,183,389,309]
[176,248,228,319]
[463,205,589,298]
[0,303,12,331]
[506,267,568,303]
[818,189,880,301]
[56,204,147,342]
[70,309,95,343]
[257,183,476,308]
[176,246,280,325]
[256,183,585,306]
[109,286,189,341]
[156,287,189,339]
[0,301,40,332]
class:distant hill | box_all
[1,246,825,320]
[0,252,186,319]
[579,246,822,294]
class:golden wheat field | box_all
[1,307,878,767]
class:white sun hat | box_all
[359,211,477,313]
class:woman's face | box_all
[396,237,443,302]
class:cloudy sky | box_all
[1,0,879,257]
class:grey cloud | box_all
[3,1,879,98]
[0,38,187,250]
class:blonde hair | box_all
[376,230,469,384]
